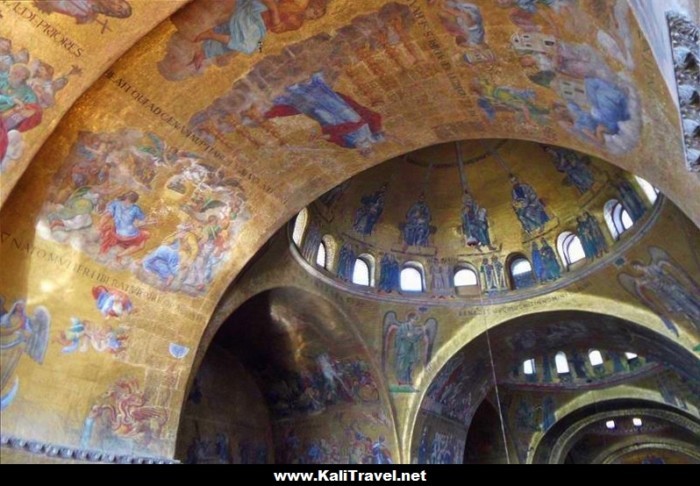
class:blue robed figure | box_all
[510,175,549,233]
[378,253,400,292]
[615,179,646,221]
[461,192,491,247]
[202,0,269,59]
[264,72,384,152]
[577,211,607,260]
[353,184,387,236]
[531,242,544,282]
[545,146,595,195]
[562,77,631,144]
[539,238,561,281]
[337,243,355,281]
[403,194,432,247]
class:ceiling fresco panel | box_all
[0,0,190,205]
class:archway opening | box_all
[176,288,395,464]
[412,311,700,464]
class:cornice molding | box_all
[0,434,178,464]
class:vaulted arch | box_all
[1,0,698,465]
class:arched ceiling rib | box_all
[3,1,695,312]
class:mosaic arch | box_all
[408,310,700,463]
[532,399,700,464]
[1,0,698,462]
[176,287,400,464]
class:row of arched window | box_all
[298,226,482,292]
[522,351,638,376]
[512,179,659,287]
[558,186,657,268]
[293,178,659,293]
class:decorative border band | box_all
[0,434,178,464]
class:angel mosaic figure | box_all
[382,311,437,390]
[618,247,700,337]
[0,297,50,410]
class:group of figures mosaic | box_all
[337,146,624,253]
[261,354,381,418]
[0,288,176,455]
[304,231,585,296]
[130,0,645,162]
[3,0,699,467]
[1,37,80,173]
[0,286,136,411]
[421,355,492,424]
[275,418,393,464]
[185,432,268,464]
[416,427,465,465]
[38,129,249,296]
[2,0,649,175]
[474,0,640,154]
[181,3,412,157]
[302,147,656,297]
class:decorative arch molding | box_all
[532,401,700,464]
[407,310,700,464]
[527,389,700,463]
[598,440,700,464]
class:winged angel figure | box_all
[382,311,437,391]
[618,247,700,337]
[0,297,51,410]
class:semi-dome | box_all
[294,139,660,301]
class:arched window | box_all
[400,262,424,292]
[604,199,633,240]
[634,176,659,204]
[510,256,536,289]
[454,267,478,288]
[321,235,337,271]
[523,359,536,375]
[352,258,369,286]
[292,208,308,247]
[352,254,375,287]
[557,232,585,269]
[588,350,604,366]
[315,242,327,268]
[555,352,570,374]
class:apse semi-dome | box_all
[292,139,661,302]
